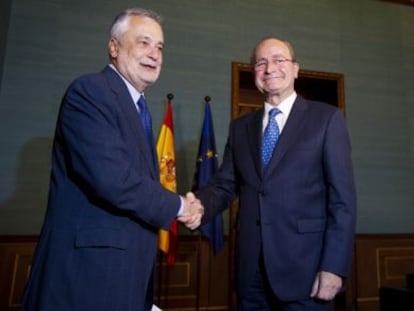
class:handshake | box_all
[177,192,204,230]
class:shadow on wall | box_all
[0,137,53,234]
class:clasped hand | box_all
[177,192,204,230]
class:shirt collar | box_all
[109,64,143,103]
[264,91,297,116]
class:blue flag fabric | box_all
[192,102,224,254]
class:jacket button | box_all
[256,220,260,226]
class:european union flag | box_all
[192,100,224,254]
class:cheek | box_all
[254,78,265,92]
[254,73,263,84]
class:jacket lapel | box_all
[265,96,308,175]
[103,66,158,178]
[247,109,265,179]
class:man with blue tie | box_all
[196,37,357,310]
[22,7,203,311]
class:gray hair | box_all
[110,8,163,40]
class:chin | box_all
[142,75,159,86]
[266,90,282,97]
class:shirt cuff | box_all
[177,196,184,216]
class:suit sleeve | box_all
[56,76,179,230]
[198,121,238,223]
[320,109,357,277]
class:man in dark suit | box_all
[22,8,202,311]
[196,37,357,310]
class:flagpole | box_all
[195,96,212,311]
[156,93,176,309]
[165,93,173,310]
[167,93,174,103]
[196,232,202,311]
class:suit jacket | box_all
[198,95,357,301]
[22,66,180,311]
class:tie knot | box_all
[269,108,280,119]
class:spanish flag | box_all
[156,100,177,265]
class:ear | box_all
[108,38,119,58]
[293,62,300,79]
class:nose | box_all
[265,60,277,73]
[148,46,161,61]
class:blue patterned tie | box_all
[137,96,155,159]
[262,108,281,171]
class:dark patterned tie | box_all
[137,96,156,163]
[262,108,281,171]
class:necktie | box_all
[137,96,155,156]
[262,108,281,171]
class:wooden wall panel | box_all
[380,0,414,8]
[355,234,414,311]
[2,234,414,311]
[155,240,199,309]
[154,236,229,310]
[0,235,228,311]
[0,236,37,311]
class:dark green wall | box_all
[0,0,413,234]
[0,0,12,91]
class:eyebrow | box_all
[260,53,289,59]
[136,35,164,45]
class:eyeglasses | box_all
[254,58,294,70]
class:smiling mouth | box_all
[264,76,282,82]
[141,62,157,70]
